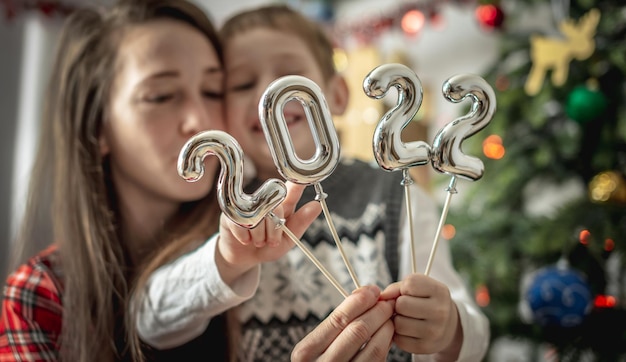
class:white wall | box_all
[0,16,25,282]
[0,13,64,282]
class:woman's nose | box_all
[180,97,218,136]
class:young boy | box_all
[134,5,489,361]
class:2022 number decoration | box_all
[177,65,495,295]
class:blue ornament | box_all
[525,265,593,327]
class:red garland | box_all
[330,0,486,46]
[2,0,76,21]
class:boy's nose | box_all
[256,78,276,106]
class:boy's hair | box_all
[220,4,336,80]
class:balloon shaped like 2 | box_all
[424,74,496,276]
[178,130,287,229]
[258,75,340,185]
[431,74,496,181]
[363,63,428,274]
[363,63,430,171]
[178,129,349,297]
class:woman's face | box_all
[101,19,224,213]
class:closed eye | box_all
[203,90,224,99]
[229,81,254,92]
[145,94,174,103]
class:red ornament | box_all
[2,0,17,19]
[594,294,617,308]
[475,284,490,307]
[38,1,57,17]
[401,9,425,36]
[475,4,504,30]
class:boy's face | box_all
[224,27,340,181]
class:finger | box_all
[284,200,321,238]
[393,314,432,339]
[281,182,308,218]
[400,274,443,298]
[220,213,252,245]
[352,319,394,362]
[247,220,269,247]
[323,299,394,359]
[395,295,432,320]
[380,282,401,300]
[393,333,433,355]
[396,290,451,322]
[291,286,380,361]
[261,214,284,248]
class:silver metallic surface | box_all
[178,130,287,228]
[259,75,340,185]
[363,63,430,171]
[431,74,496,181]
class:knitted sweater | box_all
[237,158,410,361]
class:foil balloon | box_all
[363,63,430,171]
[260,75,361,290]
[258,75,340,185]
[178,130,287,229]
[179,129,350,298]
[431,74,496,181]
[363,63,428,274]
[423,74,496,276]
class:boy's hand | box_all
[380,274,463,357]
[216,182,321,283]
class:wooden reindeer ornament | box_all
[524,9,600,96]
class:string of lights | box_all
[324,0,505,44]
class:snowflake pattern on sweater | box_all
[237,159,411,362]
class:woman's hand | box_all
[292,285,395,362]
[381,274,463,358]
[216,181,321,284]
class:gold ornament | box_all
[588,171,626,205]
[524,9,601,96]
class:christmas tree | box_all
[448,0,626,359]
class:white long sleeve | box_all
[135,234,260,349]
[399,184,490,362]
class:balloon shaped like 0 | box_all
[363,63,430,171]
[259,75,340,185]
[431,74,496,181]
[178,130,287,229]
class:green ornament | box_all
[565,85,607,124]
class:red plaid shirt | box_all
[0,245,62,361]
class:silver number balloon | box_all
[178,130,287,229]
[259,75,340,185]
[363,63,431,171]
[431,74,496,181]
[260,75,362,290]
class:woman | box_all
[0,1,319,360]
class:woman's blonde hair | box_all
[12,0,223,360]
